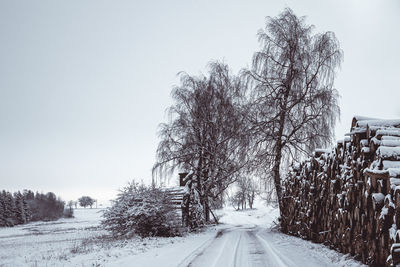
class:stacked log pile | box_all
[282,116,400,266]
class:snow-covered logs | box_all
[282,116,400,266]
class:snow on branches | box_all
[102,182,182,238]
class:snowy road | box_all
[118,205,364,267]
[184,224,360,267]
[186,225,282,267]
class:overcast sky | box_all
[1,0,399,204]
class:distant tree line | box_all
[0,190,70,227]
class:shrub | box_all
[101,182,182,238]
[63,208,74,218]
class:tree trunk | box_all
[273,142,283,207]
[204,197,210,222]
[274,83,291,231]
[273,139,289,233]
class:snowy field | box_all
[0,202,365,267]
[0,208,218,267]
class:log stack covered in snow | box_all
[282,116,400,266]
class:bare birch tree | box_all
[153,62,250,224]
[244,8,342,224]
[236,176,258,209]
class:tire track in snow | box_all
[185,226,304,267]
[180,226,237,267]
[210,232,231,267]
[255,231,297,267]
[176,231,220,267]
[232,232,243,267]
[186,228,245,267]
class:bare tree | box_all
[228,190,244,211]
[78,196,95,209]
[67,200,74,211]
[244,8,342,225]
[246,178,258,209]
[153,62,250,225]
[236,176,259,209]
[236,177,248,210]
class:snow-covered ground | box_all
[188,202,364,267]
[217,202,280,226]
[0,208,106,266]
[0,208,219,267]
[0,201,365,267]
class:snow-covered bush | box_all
[63,207,74,218]
[101,182,182,238]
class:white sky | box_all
[0,0,399,204]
